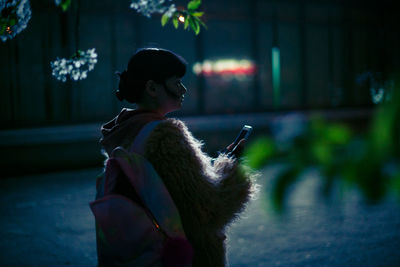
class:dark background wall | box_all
[0,0,398,176]
[1,0,398,129]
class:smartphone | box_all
[232,125,253,148]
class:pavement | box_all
[1,166,399,266]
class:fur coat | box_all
[101,109,253,267]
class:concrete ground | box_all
[1,166,399,266]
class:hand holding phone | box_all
[225,125,253,157]
[232,125,252,148]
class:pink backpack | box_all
[90,121,193,266]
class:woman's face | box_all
[156,75,187,114]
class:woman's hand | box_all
[225,139,246,158]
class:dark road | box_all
[1,166,399,266]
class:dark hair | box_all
[116,48,187,103]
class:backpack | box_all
[90,121,193,266]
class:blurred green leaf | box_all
[187,0,201,10]
[192,15,207,31]
[194,19,200,35]
[172,16,179,29]
[244,137,276,169]
[188,17,197,33]
[271,167,300,212]
[161,13,170,27]
[325,124,352,145]
[369,107,394,157]
[191,12,204,17]
[197,18,208,30]
[311,141,332,165]
[60,0,71,12]
[369,81,400,157]
[184,15,190,29]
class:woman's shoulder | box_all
[154,118,189,135]
[160,117,187,128]
[146,117,199,151]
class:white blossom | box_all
[0,0,31,42]
[164,4,176,18]
[370,88,385,104]
[357,71,394,105]
[130,0,175,18]
[51,48,98,82]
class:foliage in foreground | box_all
[244,75,400,212]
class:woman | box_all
[98,48,254,266]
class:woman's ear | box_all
[145,80,158,97]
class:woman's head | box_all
[116,48,187,114]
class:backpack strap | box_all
[130,120,161,155]
[109,147,187,239]
[123,119,187,238]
